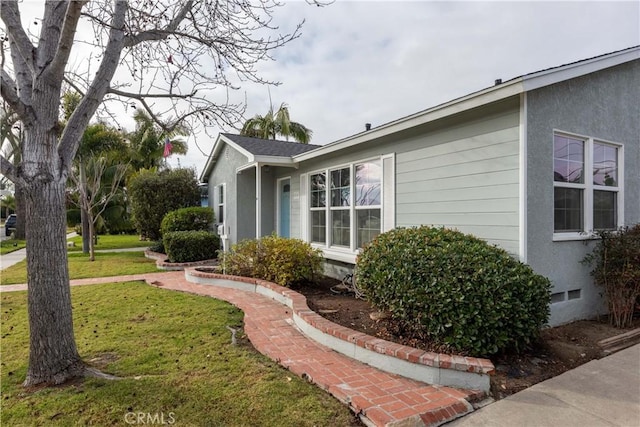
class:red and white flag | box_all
[163,137,173,158]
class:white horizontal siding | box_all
[396,117,520,255]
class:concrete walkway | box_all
[2,272,639,427]
[447,343,640,427]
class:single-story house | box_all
[201,46,639,326]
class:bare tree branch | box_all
[0,154,18,184]
[58,0,128,168]
[0,69,35,125]
[123,0,193,48]
[46,1,89,81]
[0,0,36,73]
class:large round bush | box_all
[356,226,551,356]
[161,207,214,235]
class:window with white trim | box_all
[310,159,382,250]
[553,132,622,236]
[216,184,225,224]
[310,173,326,244]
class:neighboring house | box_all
[201,46,640,326]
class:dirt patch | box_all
[292,277,640,400]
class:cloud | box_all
[9,1,638,177]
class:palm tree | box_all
[127,109,188,171]
[241,103,312,144]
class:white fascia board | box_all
[522,47,640,91]
[236,161,258,174]
[219,134,255,161]
[293,80,524,162]
[253,155,298,167]
[199,134,225,182]
[200,134,255,181]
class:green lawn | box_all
[1,252,160,285]
[67,234,151,251]
[0,283,356,426]
[0,238,26,255]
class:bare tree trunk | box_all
[88,215,95,262]
[23,176,84,386]
[79,161,90,253]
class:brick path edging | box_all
[185,268,494,392]
[144,250,217,271]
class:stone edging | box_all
[185,268,494,392]
[144,250,217,271]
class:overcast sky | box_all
[173,0,639,175]
[6,1,640,177]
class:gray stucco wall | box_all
[261,166,276,237]
[206,145,248,245]
[237,167,256,241]
[526,60,640,325]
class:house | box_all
[201,46,640,326]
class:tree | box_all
[70,155,128,260]
[0,101,25,238]
[128,168,200,241]
[241,102,313,143]
[63,92,128,253]
[128,109,187,171]
[0,0,306,387]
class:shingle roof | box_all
[221,133,321,157]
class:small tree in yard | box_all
[0,0,309,387]
[128,168,200,241]
[583,225,640,328]
[69,154,128,261]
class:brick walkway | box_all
[2,272,483,427]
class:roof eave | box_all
[293,79,524,162]
[522,46,640,91]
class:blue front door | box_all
[279,179,290,238]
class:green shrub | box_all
[149,239,165,254]
[161,207,214,236]
[583,224,640,328]
[356,226,551,357]
[221,235,323,287]
[164,231,219,263]
[128,168,200,240]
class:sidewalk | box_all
[446,343,640,427]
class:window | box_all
[355,161,381,248]
[310,159,382,250]
[330,167,350,247]
[216,184,225,224]
[310,173,326,244]
[553,133,621,237]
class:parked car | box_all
[5,214,17,236]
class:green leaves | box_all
[164,231,219,263]
[583,224,640,328]
[356,226,552,357]
[221,235,323,287]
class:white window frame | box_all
[308,156,384,257]
[216,183,226,236]
[552,131,624,241]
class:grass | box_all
[0,282,356,426]
[0,238,26,255]
[67,234,151,252]
[1,252,160,285]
